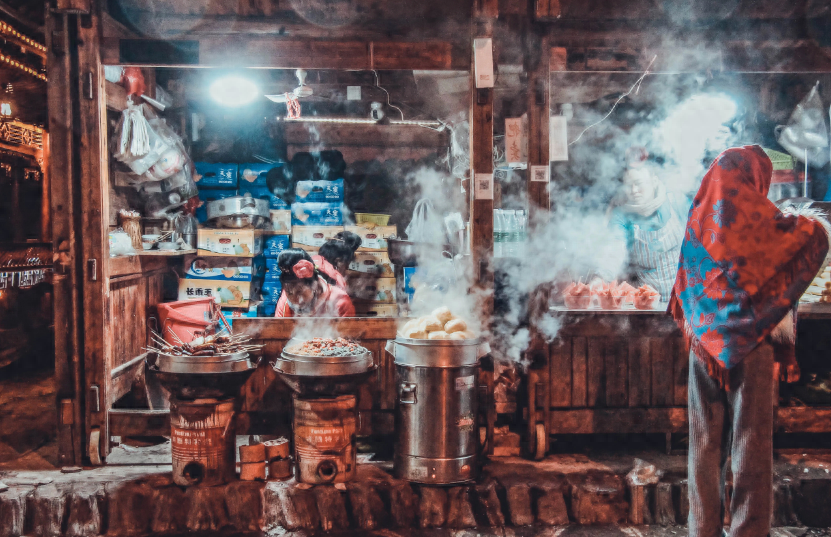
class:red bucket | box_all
[157,297,219,345]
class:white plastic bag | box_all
[776,82,830,167]
[112,103,172,176]
[405,199,447,244]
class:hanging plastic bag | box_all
[405,199,447,245]
[111,103,172,176]
[775,82,830,167]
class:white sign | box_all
[346,86,361,100]
[531,165,550,183]
[473,38,494,89]
[549,115,569,162]
[474,173,493,200]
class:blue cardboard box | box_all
[292,202,345,226]
[238,183,290,210]
[263,234,291,259]
[261,281,283,305]
[295,179,344,203]
[258,303,277,317]
[264,258,282,281]
[239,163,281,188]
[194,163,238,188]
[195,188,237,223]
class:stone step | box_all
[0,461,827,536]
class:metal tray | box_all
[152,351,256,374]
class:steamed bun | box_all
[428,331,450,340]
[423,316,444,333]
[444,319,467,334]
[448,332,466,340]
[432,307,453,325]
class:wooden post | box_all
[470,7,496,314]
[40,132,51,242]
[527,38,550,219]
[47,10,84,466]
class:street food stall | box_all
[46,0,831,473]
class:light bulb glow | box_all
[209,76,259,107]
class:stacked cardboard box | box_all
[346,224,399,317]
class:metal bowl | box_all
[274,338,374,377]
[213,214,269,229]
[153,350,256,374]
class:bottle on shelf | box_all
[503,210,517,258]
[493,209,504,258]
[515,209,527,258]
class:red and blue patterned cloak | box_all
[668,145,829,386]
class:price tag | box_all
[549,115,569,162]
[531,165,550,183]
[474,173,493,200]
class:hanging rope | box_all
[285,93,301,119]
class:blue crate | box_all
[194,163,238,188]
[295,178,344,203]
[264,258,282,281]
[258,303,277,317]
[239,163,282,188]
[263,234,291,258]
[292,202,345,226]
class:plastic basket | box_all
[157,297,219,345]
[355,213,391,226]
[763,148,794,171]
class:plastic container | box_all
[634,294,660,310]
[355,213,391,226]
[598,294,625,310]
[157,297,218,345]
[563,294,591,309]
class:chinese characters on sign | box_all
[474,38,494,89]
[185,286,214,297]
[505,116,528,168]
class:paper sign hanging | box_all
[549,115,569,162]
[473,38,494,89]
[531,165,550,183]
[474,173,493,200]
[505,116,528,168]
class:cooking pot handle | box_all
[399,382,417,404]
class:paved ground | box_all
[0,364,57,470]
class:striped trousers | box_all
[688,342,775,537]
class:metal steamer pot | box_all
[147,351,258,400]
[274,338,376,396]
[206,195,270,229]
[390,337,484,485]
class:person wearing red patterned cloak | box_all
[669,146,830,537]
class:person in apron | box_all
[609,163,690,300]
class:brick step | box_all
[0,462,828,536]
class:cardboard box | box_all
[263,234,291,258]
[345,225,397,251]
[348,251,394,278]
[184,256,265,282]
[292,202,344,226]
[354,302,399,318]
[222,305,259,326]
[347,276,396,303]
[194,163,238,188]
[239,163,282,187]
[270,209,291,233]
[178,279,260,309]
[261,281,283,305]
[197,229,263,257]
[195,188,237,223]
[295,179,344,203]
[264,258,282,281]
[292,226,343,251]
[258,303,277,317]
[238,183,290,210]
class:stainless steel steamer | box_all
[391,337,482,485]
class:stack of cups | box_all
[264,438,292,480]
[239,443,267,481]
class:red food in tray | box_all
[633,285,660,310]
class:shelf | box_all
[138,249,196,256]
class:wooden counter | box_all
[540,306,831,439]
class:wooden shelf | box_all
[138,248,196,256]
[798,302,831,319]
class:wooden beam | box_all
[109,409,170,437]
[234,317,401,340]
[776,407,831,434]
[283,122,448,148]
[549,407,688,434]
